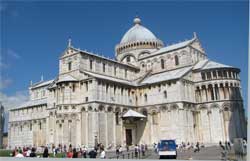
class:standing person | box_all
[72,148,78,158]
[225,141,228,151]
[135,144,139,158]
[30,147,37,157]
[141,144,145,156]
[219,141,225,150]
[83,146,87,158]
[119,145,122,155]
[100,147,106,159]
[88,148,97,158]
[43,147,49,158]
[227,141,231,150]
[116,146,119,155]
[126,144,129,152]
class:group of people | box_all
[178,142,205,152]
[12,147,46,158]
[11,144,106,158]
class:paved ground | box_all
[105,146,246,160]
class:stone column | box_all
[76,114,81,147]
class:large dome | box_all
[115,17,164,59]
[120,17,158,44]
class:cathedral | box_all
[8,17,247,149]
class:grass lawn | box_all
[0,149,12,157]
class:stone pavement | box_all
[105,146,246,160]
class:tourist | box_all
[135,144,139,158]
[72,148,78,158]
[43,147,49,158]
[116,145,120,155]
[100,147,106,159]
[83,146,88,158]
[26,147,31,157]
[126,144,129,152]
[227,141,231,150]
[15,149,24,158]
[12,147,17,157]
[30,147,37,157]
[119,145,123,154]
[67,149,73,158]
[141,144,145,156]
[219,141,225,150]
[88,148,97,158]
[194,142,200,153]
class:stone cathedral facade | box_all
[8,17,246,149]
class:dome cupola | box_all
[115,17,164,58]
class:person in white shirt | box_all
[100,148,106,159]
[15,150,24,158]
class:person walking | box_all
[43,147,49,158]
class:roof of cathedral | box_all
[30,79,54,89]
[120,17,159,44]
[140,66,193,84]
[82,70,135,85]
[57,75,78,83]
[193,59,236,71]
[10,98,47,110]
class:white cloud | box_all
[0,78,12,89]
[0,90,29,111]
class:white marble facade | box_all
[8,17,246,149]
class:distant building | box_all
[0,103,4,149]
[8,17,247,148]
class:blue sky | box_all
[0,1,249,117]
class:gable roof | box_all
[140,66,193,84]
[30,79,54,89]
[57,75,78,83]
[122,109,146,118]
[81,70,135,86]
[193,59,236,71]
[139,37,196,60]
[10,98,47,111]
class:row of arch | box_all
[195,81,242,103]
[116,40,163,54]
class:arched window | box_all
[152,112,158,124]
[163,90,167,98]
[39,122,42,130]
[144,94,148,102]
[115,112,119,125]
[89,59,93,70]
[174,55,179,66]
[161,59,165,69]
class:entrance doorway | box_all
[125,129,132,145]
